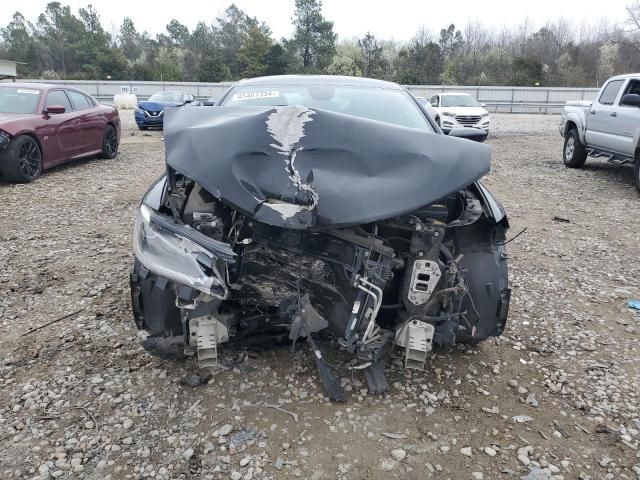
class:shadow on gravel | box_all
[0,155,110,186]
[580,161,637,192]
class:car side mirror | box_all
[620,93,640,108]
[45,105,66,115]
[448,127,488,143]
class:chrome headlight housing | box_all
[480,112,490,118]
[133,204,233,298]
[442,111,456,117]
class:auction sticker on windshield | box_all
[232,90,280,101]
[17,89,40,95]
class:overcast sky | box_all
[12,0,632,41]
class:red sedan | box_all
[0,83,120,183]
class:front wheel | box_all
[0,135,42,183]
[634,160,640,194]
[100,124,118,159]
[563,129,587,168]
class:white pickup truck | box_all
[560,73,640,192]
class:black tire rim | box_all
[19,139,41,178]
[104,127,117,157]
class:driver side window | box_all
[45,90,72,112]
[598,80,624,106]
[430,95,439,107]
[623,79,640,96]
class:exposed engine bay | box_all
[130,105,510,401]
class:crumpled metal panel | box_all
[163,105,491,230]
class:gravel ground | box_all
[1,112,639,480]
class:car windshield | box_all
[149,92,183,103]
[221,84,434,131]
[441,95,480,107]
[0,86,42,114]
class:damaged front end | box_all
[130,105,510,401]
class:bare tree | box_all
[626,1,640,47]
[597,43,619,85]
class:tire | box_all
[0,135,42,183]
[138,126,148,131]
[100,124,118,159]
[563,129,587,168]
[634,160,640,194]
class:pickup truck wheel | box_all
[634,160,640,194]
[563,129,587,168]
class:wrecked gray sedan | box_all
[130,76,510,401]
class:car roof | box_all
[233,75,404,90]
[439,92,472,96]
[0,82,55,90]
[152,91,186,94]
[0,82,95,93]
[608,73,640,81]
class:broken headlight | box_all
[133,204,228,298]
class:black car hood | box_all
[164,105,491,229]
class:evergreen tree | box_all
[358,32,385,77]
[287,0,336,72]
[238,26,272,77]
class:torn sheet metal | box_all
[163,105,491,230]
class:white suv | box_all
[428,93,490,134]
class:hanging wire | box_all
[496,227,527,245]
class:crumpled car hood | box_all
[164,105,491,229]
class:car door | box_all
[66,89,103,153]
[41,89,78,166]
[585,79,626,153]
[613,78,640,157]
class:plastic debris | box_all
[512,415,534,423]
[228,429,259,453]
[627,299,640,310]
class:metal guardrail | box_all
[8,79,600,114]
[481,101,574,114]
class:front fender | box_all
[561,109,587,145]
[474,181,508,229]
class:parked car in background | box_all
[428,93,490,135]
[0,83,120,183]
[135,91,197,130]
[560,73,640,192]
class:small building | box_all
[0,59,23,80]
